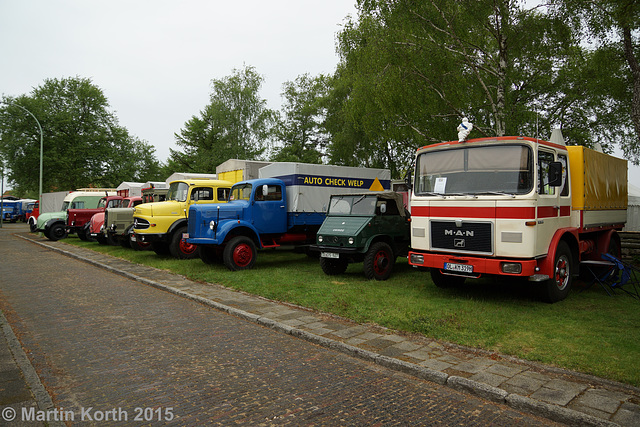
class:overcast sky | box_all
[0,0,357,164]
[1,0,638,188]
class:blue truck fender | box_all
[210,219,262,248]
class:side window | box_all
[132,200,143,207]
[558,154,569,196]
[538,151,556,195]
[217,188,230,201]
[191,187,213,201]
[255,185,282,201]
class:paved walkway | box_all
[8,227,640,426]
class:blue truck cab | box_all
[187,178,325,271]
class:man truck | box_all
[407,130,627,302]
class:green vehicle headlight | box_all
[348,237,354,245]
[318,235,323,243]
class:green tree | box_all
[270,74,330,164]
[169,66,275,173]
[327,0,580,176]
[549,0,640,163]
[0,77,162,196]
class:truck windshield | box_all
[414,144,533,196]
[229,184,252,201]
[328,195,377,216]
[167,182,189,202]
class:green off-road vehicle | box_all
[313,191,411,280]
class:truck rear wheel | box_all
[320,256,348,276]
[48,223,68,241]
[543,241,573,303]
[363,242,395,280]
[170,226,200,259]
[223,236,256,271]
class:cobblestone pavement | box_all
[0,224,558,426]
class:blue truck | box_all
[186,162,391,271]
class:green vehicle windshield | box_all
[328,195,377,216]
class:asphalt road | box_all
[0,228,557,425]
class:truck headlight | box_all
[209,220,216,231]
[348,237,354,245]
[410,254,424,265]
[318,235,323,243]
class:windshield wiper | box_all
[476,191,516,198]
[353,195,367,205]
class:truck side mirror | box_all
[405,168,413,190]
[380,203,387,214]
[548,162,563,187]
[262,185,269,197]
[193,191,199,202]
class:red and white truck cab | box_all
[408,130,628,302]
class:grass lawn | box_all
[65,237,640,387]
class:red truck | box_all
[67,195,124,240]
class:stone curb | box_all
[0,310,66,427]
[18,235,623,426]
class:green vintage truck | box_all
[312,191,411,280]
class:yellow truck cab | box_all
[132,179,232,259]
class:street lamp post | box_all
[0,101,44,207]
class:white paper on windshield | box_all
[434,177,447,194]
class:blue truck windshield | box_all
[414,144,533,196]
[230,184,252,202]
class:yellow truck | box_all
[132,178,232,259]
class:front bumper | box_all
[132,232,168,244]
[309,245,361,255]
[408,250,540,279]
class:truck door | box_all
[535,149,571,256]
[253,184,287,234]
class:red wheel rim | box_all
[554,257,569,290]
[373,251,389,275]
[179,237,197,255]
[232,243,253,267]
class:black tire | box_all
[200,245,222,265]
[96,235,109,245]
[431,268,466,288]
[542,241,573,303]
[151,241,171,255]
[77,225,90,241]
[223,236,257,271]
[319,256,348,276]
[363,242,395,280]
[169,226,200,259]
[131,238,151,251]
[29,219,37,232]
[48,223,68,241]
[118,234,132,249]
[106,232,119,246]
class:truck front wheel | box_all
[431,269,465,288]
[223,236,257,271]
[364,242,395,280]
[320,256,348,276]
[48,223,68,241]
[170,226,200,259]
[543,241,574,303]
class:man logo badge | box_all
[454,238,465,248]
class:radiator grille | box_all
[430,221,492,254]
